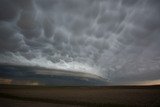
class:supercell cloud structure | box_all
[0,0,160,84]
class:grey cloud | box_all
[0,0,19,21]
[0,0,160,84]
[0,21,27,52]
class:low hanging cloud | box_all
[0,0,160,83]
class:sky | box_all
[0,0,160,85]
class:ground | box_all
[0,85,160,107]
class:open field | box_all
[0,85,160,107]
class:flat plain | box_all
[0,85,160,107]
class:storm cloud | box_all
[0,0,160,84]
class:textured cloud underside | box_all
[0,0,160,83]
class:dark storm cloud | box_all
[0,64,107,86]
[0,0,160,84]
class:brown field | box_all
[0,85,160,107]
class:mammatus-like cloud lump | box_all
[0,0,160,84]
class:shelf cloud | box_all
[0,0,160,84]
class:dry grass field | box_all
[0,85,160,107]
